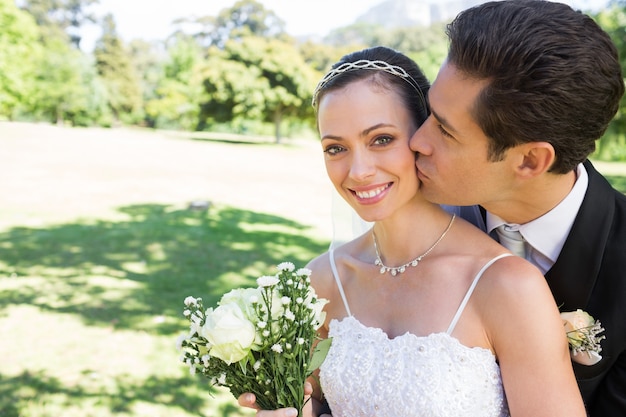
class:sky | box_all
[82,0,610,50]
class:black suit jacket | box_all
[452,160,626,416]
[546,160,626,416]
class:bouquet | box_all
[561,309,605,366]
[177,262,331,415]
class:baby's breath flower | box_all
[297,338,305,345]
[175,334,187,350]
[253,360,261,371]
[271,343,283,353]
[184,296,199,306]
[277,262,295,272]
[262,330,270,337]
[284,310,295,321]
[296,297,303,304]
[257,275,279,287]
[249,295,259,303]
[296,268,312,277]
[561,309,606,365]
[183,309,191,316]
[257,321,267,329]
[218,373,227,385]
[281,296,290,305]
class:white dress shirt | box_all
[487,163,589,274]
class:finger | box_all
[304,381,313,396]
[237,393,259,410]
[255,408,298,417]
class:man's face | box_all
[409,62,515,208]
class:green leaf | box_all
[307,338,332,374]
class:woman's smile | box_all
[350,182,392,204]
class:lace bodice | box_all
[318,252,511,417]
[319,317,509,417]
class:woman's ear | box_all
[516,142,556,178]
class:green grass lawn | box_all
[0,203,329,417]
[1,122,625,417]
[0,122,332,417]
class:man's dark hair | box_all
[446,0,624,173]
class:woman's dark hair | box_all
[313,46,430,129]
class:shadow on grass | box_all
[0,204,328,415]
[0,370,243,417]
[0,203,329,334]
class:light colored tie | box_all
[496,224,527,258]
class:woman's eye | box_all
[373,135,393,146]
[323,145,345,156]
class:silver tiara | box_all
[311,59,426,109]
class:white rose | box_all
[201,303,256,364]
[220,287,261,320]
[561,309,595,347]
[305,288,328,330]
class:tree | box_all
[93,13,142,125]
[199,36,317,143]
[593,5,626,160]
[28,38,106,126]
[17,0,99,48]
[173,0,288,49]
[0,0,42,119]
[145,34,204,130]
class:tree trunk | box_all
[274,112,282,144]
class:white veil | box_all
[329,189,373,250]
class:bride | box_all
[240,45,585,417]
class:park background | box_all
[2,0,626,416]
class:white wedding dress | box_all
[319,252,511,417]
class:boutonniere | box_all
[561,309,605,366]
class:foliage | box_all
[145,34,204,130]
[27,37,106,126]
[173,0,288,49]
[94,14,143,124]
[3,0,626,156]
[199,36,318,142]
[593,5,626,161]
[0,0,42,119]
[17,0,99,48]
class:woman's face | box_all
[318,79,420,222]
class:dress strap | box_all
[329,249,352,317]
[446,253,512,335]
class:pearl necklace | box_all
[372,214,456,276]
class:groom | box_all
[410,1,626,415]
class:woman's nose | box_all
[349,150,376,180]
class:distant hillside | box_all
[356,0,486,28]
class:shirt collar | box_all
[487,163,588,263]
